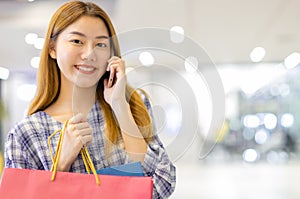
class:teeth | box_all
[78,66,95,72]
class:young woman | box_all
[5,1,175,198]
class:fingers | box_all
[67,113,93,146]
[106,56,126,85]
[69,113,86,124]
[74,122,90,131]
[106,56,121,72]
[107,56,121,64]
[73,124,93,146]
[104,56,127,104]
[80,134,92,146]
[107,61,125,74]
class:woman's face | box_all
[50,15,111,88]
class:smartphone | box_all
[103,70,115,88]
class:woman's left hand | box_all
[103,56,127,106]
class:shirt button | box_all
[152,144,159,150]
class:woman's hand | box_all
[103,56,127,106]
[103,57,148,162]
[57,113,93,171]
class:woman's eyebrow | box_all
[69,31,109,39]
[95,35,109,39]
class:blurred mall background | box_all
[1,0,300,198]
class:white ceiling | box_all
[0,0,299,73]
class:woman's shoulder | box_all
[8,111,61,138]
[135,88,152,109]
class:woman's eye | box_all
[71,39,82,44]
[97,43,107,48]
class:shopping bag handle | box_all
[48,120,100,186]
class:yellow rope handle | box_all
[81,149,91,174]
[81,147,100,185]
[47,120,100,186]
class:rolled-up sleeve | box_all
[138,89,176,198]
[142,135,176,198]
[5,121,44,170]
[5,130,28,169]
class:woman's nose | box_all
[81,45,96,61]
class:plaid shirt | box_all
[5,99,176,198]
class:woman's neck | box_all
[45,78,97,122]
[72,85,97,116]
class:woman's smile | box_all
[75,64,97,74]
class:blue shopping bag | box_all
[96,162,144,176]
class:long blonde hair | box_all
[28,1,153,145]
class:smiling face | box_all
[50,15,111,89]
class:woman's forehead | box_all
[62,16,109,38]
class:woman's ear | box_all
[49,42,57,59]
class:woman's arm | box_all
[104,56,148,162]
[104,57,176,197]
[110,99,148,163]
[143,135,176,199]
[141,92,176,198]
[112,93,176,198]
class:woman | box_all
[5,1,176,198]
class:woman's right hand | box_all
[57,113,93,171]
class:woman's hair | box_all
[28,1,153,146]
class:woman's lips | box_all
[75,64,96,74]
